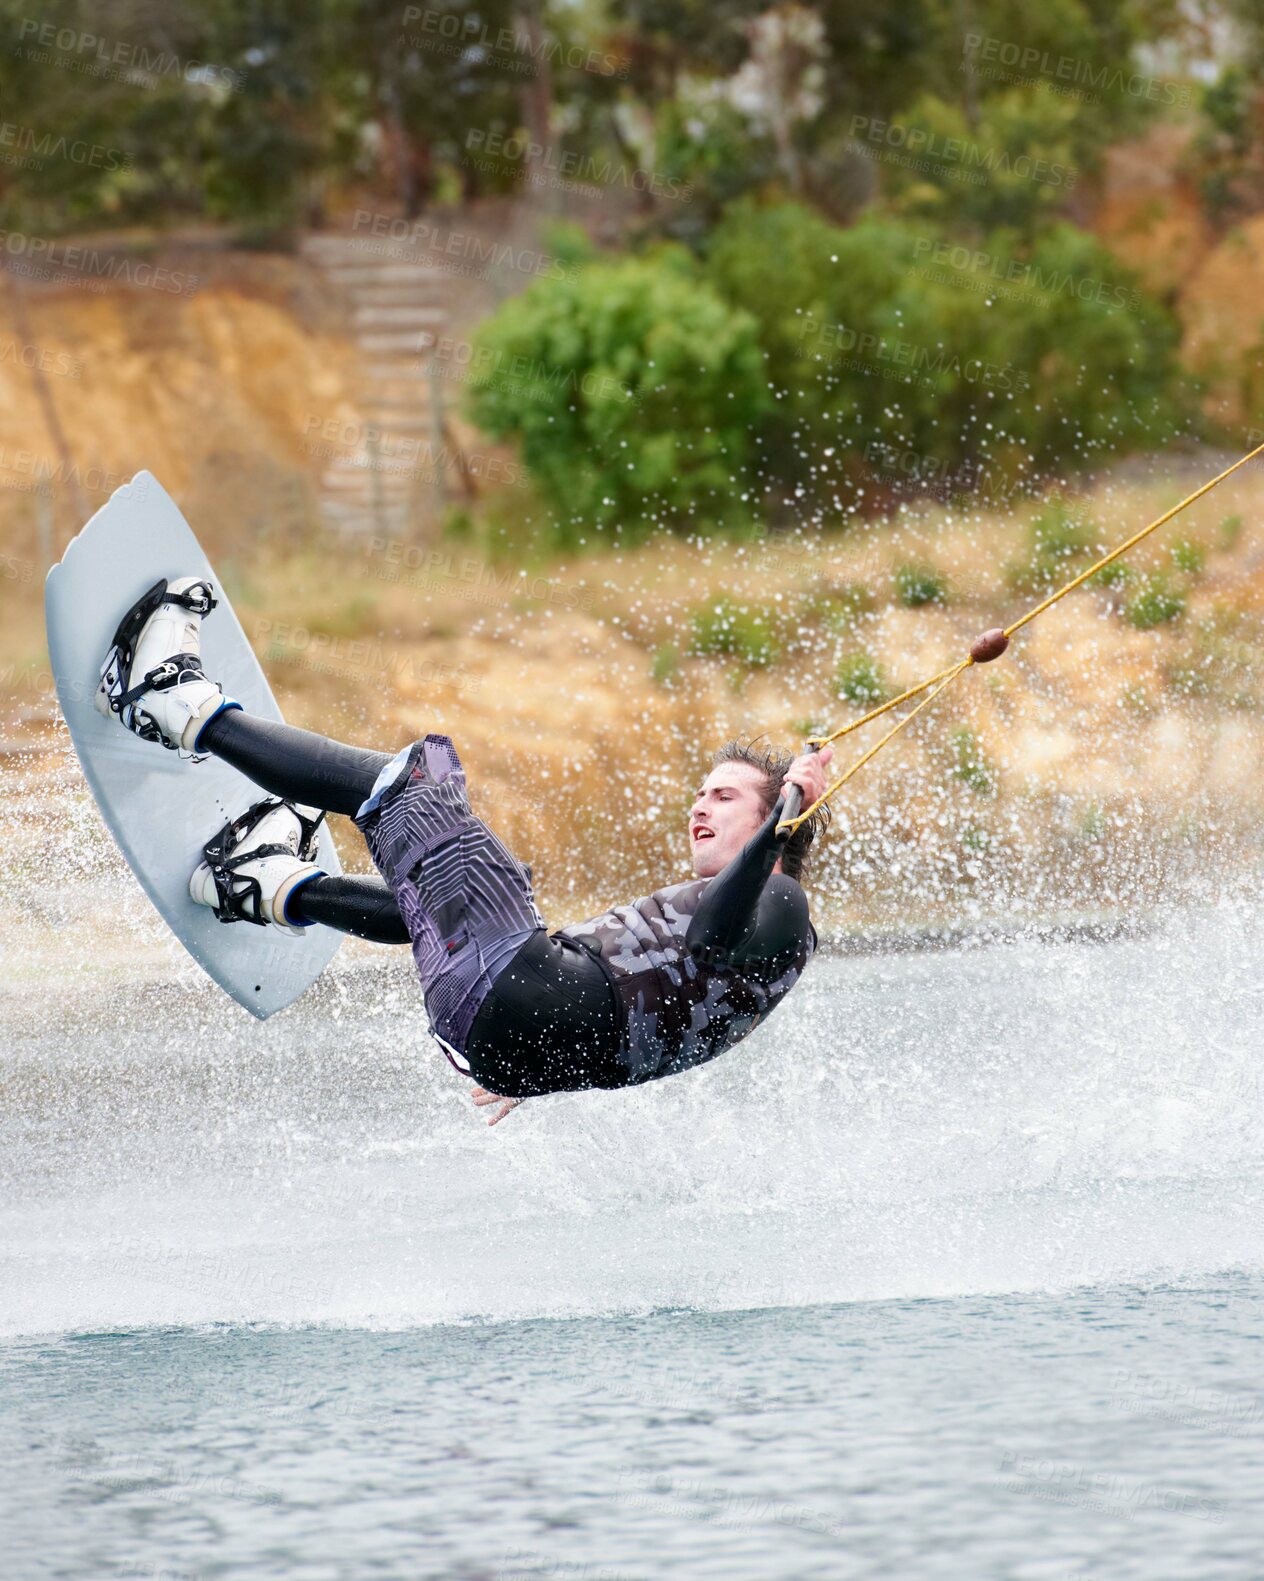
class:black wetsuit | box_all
[198,710,816,1097]
[464,802,815,1095]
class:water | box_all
[4,898,1264,1578]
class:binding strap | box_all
[201,799,326,926]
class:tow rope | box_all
[777,441,1264,838]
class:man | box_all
[96,576,833,1123]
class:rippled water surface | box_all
[4,898,1264,1577]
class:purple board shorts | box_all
[352,735,545,1061]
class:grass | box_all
[810,581,874,632]
[688,597,780,667]
[1170,539,1206,576]
[1125,576,1186,630]
[651,644,679,686]
[836,652,886,707]
[894,562,948,607]
[951,728,996,795]
[1007,496,1097,594]
[1091,561,1131,590]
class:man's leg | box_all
[285,873,410,944]
[194,711,410,941]
[197,709,393,816]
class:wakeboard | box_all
[44,470,343,1019]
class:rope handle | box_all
[775,742,817,840]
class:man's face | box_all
[689,762,774,878]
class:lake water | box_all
[4,897,1264,1578]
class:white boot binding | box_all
[192,797,327,936]
[95,576,235,760]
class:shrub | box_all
[1031,497,1095,562]
[811,581,874,631]
[1171,539,1206,576]
[704,201,1187,504]
[1168,659,1211,698]
[1220,514,1244,549]
[465,253,771,544]
[651,644,679,686]
[689,598,780,667]
[875,88,1085,232]
[836,652,886,706]
[951,728,996,795]
[1125,576,1186,630]
[1008,497,1096,592]
[895,562,948,607]
[1091,560,1130,589]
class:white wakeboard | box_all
[44,470,343,1019]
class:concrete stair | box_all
[300,231,467,537]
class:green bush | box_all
[651,644,680,686]
[1008,497,1097,592]
[895,562,948,607]
[1126,576,1186,630]
[836,652,886,706]
[704,201,1187,502]
[1220,514,1244,549]
[1091,560,1130,589]
[465,253,771,544]
[689,599,780,667]
[811,582,874,631]
[540,220,597,270]
[652,95,774,247]
[1171,539,1206,576]
[871,88,1085,233]
[951,729,996,795]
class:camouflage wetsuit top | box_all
[560,866,816,1087]
[458,796,816,1094]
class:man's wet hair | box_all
[709,737,832,883]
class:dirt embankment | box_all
[1091,121,1264,427]
[3,213,1264,950]
[0,245,361,554]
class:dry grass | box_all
[6,451,1264,940]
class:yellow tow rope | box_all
[777,441,1264,838]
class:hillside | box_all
[3,198,1264,987]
